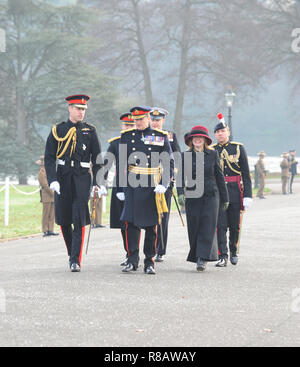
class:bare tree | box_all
[82,0,162,105]
[157,0,287,137]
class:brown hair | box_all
[188,138,213,150]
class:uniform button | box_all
[132,133,135,136]
[132,147,136,151]
[147,155,150,158]
[131,140,135,143]
[152,133,155,136]
[148,148,151,151]
[146,163,149,166]
[134,156,137,159]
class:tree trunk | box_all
[16,16,28,185]
[132,0,153,106]
[173,0,191,138]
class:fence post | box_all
[4,177,9,226]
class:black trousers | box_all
[290,174,295,193]
[124,221,157,269]
[121,229,128,257]
[60,175,86,266]
[217,203,242,258]
[156,188,172,256]
[61,224,85,266]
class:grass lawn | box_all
[0,184,271,240]
[0,186,111,240]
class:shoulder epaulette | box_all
[53,121,63,128]
[108,136,121,143]
[153,128,168,135]
[84,122,96,129]
[230,141,243,145]
[121,128,136,134]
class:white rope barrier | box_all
[1,177,41,226]
[9,183,40,195]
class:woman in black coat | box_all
[177,125,229,271]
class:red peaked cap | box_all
[65,94,90,107]
[120,112,135,124]
[184,125,212,146]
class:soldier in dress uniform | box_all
[212,113,252,267]
[116,106,174,275]
[44,94,106,272]
[36,155,58,237]
[280,152,290,195]
[104,112,135,266]
[90,195,104,228]
[288,150,298,194]
[150,107,181,262]
[256,151,267,199]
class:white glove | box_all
[243,197,253,210]
[116,192,125,201]
[91,185,107,197]
[98,185,108,196]
[154,184,167,194]
[50,181,60,195]
[91,185,108,198]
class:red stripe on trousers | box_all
[79,226,85,266]
[125,221,130,256]
[235,213,242,252]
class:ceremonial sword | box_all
[86,187,97,255]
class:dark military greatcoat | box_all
[117,126,174,228]
[45,119,102,227]
[212,141,252,205]
[104,136,125,229]
[156,130,181,256]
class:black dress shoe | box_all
[216,258,228,267]
[70,263,81,272]
[122,263,137,273]
[144,265,156,275]
[154,254,164,262]
[196,258,207,272]
[48,231,59,236]
[120,258,128,266]
[94,224,105,228]
[43,232,49,237]
[230,255,239,265]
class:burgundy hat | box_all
[184,125,212,146]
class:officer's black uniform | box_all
[104,113,135,259]
[117,106,174,273]
[212,124,252,262]
[150,108,181,259]
[44,95,102,269]
[289,150,298,194]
